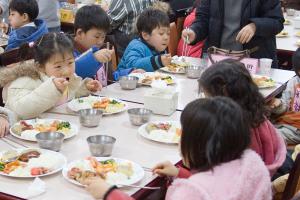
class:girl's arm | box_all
[6,77,62,119]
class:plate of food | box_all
[138,121,181,144]
[252,75,276,88]
[10,119,78,142]
[160,56,190,74]
[67,96,127,114]
[276,30,289,37]
[129,72,176,86]
[0,148,67,178]
[62,157,144,186]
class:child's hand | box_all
[131,69,146,73]
[94,49,114,63]
[81,177,111,199]
[152,161,179,177]
[0,22,9,34]
[181,28,196,44]
[269,98,282,109]
[0,116,9,138]
[53,78,69,93]
[86,80,102,92]
[161,54,172,67]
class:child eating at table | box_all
[198,59,286,176]
[0,107,15,138]
[82,97,272,200]
[0,32,101,120]
[271,48,300,145]
[74,5,115,85]
[117,8,172,72]
[5,0,48,51]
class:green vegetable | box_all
[110,100,120,105]
[0,163,5,171]
[78,99,84,103]
[57,121,71,130]
[161,76,172,80]
[100,159,115,165]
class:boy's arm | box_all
[107,0,126,30]
[6,78,62,119]
[75,48,102,79]
[119,48,163,72]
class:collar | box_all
[22,22,36,28]
[73,39,88,54]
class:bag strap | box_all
[207,46,259,64]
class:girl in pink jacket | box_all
[198,59,287,176]
[82,97,272,200]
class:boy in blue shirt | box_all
[73,5,114,85]
[5,0,48,51]
[117,8,172,72]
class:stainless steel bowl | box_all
[186,65,204,79]
[35,132,65,152]
[119,76,139,90]
[87,135,116,157]
[79,109,103,127]
[127,108,152,126]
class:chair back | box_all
[168,22,179,56]
[282,154,300,200]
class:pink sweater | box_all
[106,150,271,200]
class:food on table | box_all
[0,149,64,177]
[296,31,300,37]
[165,63,187,73]
[143,122,181,143]
[141,74,174,85]
[284,19,291,25]
[252,75,276,88]
[14,120,71,136]
[72,96,126,114]
[276,30,288,37]
[67,157,134,185]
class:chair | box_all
[168,22,179,56]
[282,154,300,200]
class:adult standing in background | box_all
[36,0,61,32]
[107,0,157,57]
[182,0,284,68]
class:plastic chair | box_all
[168,22,179,56]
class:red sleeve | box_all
[106,189,135,200]
[177,167,192,178]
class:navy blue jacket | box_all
[190,0,284,67]
[6,19,48,51]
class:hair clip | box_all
[36,35,44,47]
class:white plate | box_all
[67,96,127,114]
[10,119,78,142]
[0,148,67,178]
[252,74,276,89]
[129,72,176,86]
[62,157,145,187]
[138,121,181,144]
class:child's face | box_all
[43,53,75,79]
[75,28,106,50]
[8,10,30,29]
[142,26,170,52]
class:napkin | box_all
[26,177,46,199]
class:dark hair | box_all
[180,97,250,171]
[293,48,300,77]
[19,33,74,66]
[9,0,39,22]
[74,5,110,33]
[199,59,268,128]
[136,8,170,35]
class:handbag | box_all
[207,46,259,74]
